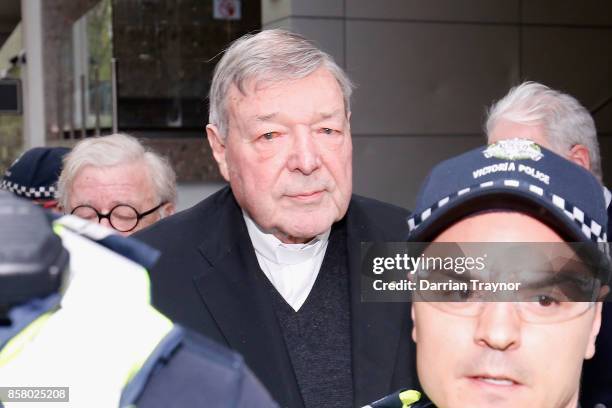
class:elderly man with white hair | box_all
[57,133,176,235]
[136,29,415,408]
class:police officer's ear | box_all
[206,124,229,182]
[585,302,603,360]
[568,144,591,172]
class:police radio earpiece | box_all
[0,191,69,315]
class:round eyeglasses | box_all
[70,202,166,232]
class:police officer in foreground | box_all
[0,191,277,408]
[366,140,609,408]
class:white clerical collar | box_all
[242,211,330,265]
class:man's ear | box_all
[597,285,610,301]
[585,302,603,360]
[161,202,175,217]
[346,111,352,133]
[568,144,591,172]
[206,124,230,181]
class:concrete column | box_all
[21,0,46,147]
[261,0,346,67]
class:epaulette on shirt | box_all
[364,389,435,408]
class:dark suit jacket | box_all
[135,186,416,407]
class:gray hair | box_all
[208,29,354,137]
[486,81,602,180]
[57,133,177,210]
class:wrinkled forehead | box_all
[234,72,298,96]
[70,162,157,200]
[236,67,345,101]
[225,71,348,126]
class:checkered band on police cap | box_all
[0,147,70,200]
[0,179,58,199]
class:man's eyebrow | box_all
[316,109,344,121]
[79,200,139,210]
[253,109,344,124]
[424,268,471,283]
[520,272,594,291]
[255,112,278,122]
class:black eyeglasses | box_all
[70,202,167,232]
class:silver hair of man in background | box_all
[208,29,354,138]
[486,81,602,180]
[57,133,177,211]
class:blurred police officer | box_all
[0,192,277,408]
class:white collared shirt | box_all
[243,212,330,311]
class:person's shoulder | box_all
[179,327,246,367]
[137,327,278,407]
[134,186,231,246]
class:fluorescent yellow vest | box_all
[0,217,173,408]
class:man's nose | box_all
[99,217,112,227]
[474,303,522,351]
[287,127,321,175]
